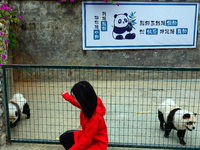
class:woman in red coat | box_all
[60,81,108,150]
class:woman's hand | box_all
[61,90,67,96]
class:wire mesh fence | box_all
[3,65,200,149]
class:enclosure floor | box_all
[7,80,200,148]
[1,143,171,150]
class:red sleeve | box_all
[62,92,81,109]
[69,115,100,150]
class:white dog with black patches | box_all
[158,99,197,145]
[9,93,30,127]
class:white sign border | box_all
[82,1,199,50]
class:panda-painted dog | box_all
[158,99,196,145]
[9,93,30,127]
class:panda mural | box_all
[112,13,136,40]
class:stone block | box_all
[0,133,7,146]
[0,109,3,116]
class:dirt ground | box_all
[5,79,200,149]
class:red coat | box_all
[62,93,108,150]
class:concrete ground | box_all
[8,80,200,148]
[1,143,171,150]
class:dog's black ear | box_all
[183,113,190,119]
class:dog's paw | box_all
[160,127,165,131]
[164,134,169,138]
[180,140,186,145]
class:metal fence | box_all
[3,65,200,149]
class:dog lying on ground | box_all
[9,93,30,127]
[158,99,197,145]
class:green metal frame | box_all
[2,65,11,142]
[2,64,200,149]
[3,64,200,71]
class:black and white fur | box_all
[158,99,197,145]
[9,93,30,127]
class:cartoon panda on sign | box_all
[112,13,136,40]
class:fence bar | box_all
[2,65,11,143]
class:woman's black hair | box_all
[71,81,97,118]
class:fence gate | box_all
[3,65,200,149]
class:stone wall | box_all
[9,0,200,67]
[0,69,7,146]
[0,0,9,147]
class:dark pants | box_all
[59,130,75,150]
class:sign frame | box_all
[82,1,199,50]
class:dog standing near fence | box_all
[158,99,197,145]
[9,93,30,128]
